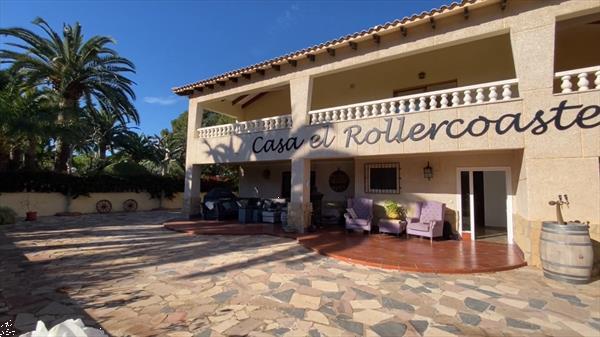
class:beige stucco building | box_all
[174,0,600,270]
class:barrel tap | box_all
[548,194,569,225]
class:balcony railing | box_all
[197,114,292,138]
[308,79,519,125]
[555,65,600,93]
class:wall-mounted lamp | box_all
[423,162,433,180]
[418,71,426,80]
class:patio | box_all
[1,211,598,337]
[164,219,526,274]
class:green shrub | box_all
[383,200,407,220]
[0,206,17,225]
[103,160,150,177]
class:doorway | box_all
[457,168,512,244]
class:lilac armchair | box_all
[344,198,373,233]
[406,201,445,242]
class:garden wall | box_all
[0,192,183,217]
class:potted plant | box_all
[21,196,37,221]
[383,200,406,220]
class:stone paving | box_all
[0,211,599,337]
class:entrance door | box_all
[457,168,512,243]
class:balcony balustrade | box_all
[308,79,519,125]
[555,65,600,93]
[197,114,292,138]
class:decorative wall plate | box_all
[329,169,350,192]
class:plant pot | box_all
[25,211,37,221]
[540,221,593,284]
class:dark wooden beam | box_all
[307,54,315,62]
[400,26,407,37]
[242,73,251,80]
[206,83,214,89]
[500,0,507,10]
[241,92,266,109]
[326,48,335,56]
[257,69,265,76]
[464,7,469,19]
[372,34,380,44]
[272,64,281,71]
[429,17,436,29]
[229,77,238,83]
[217,80,226,86]
[231,94,248,105]
[348,41,357,50]
[288,59,297,67]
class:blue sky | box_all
[1,0,449,135]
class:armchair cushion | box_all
[346,208,358,219]
[408,223,430,232]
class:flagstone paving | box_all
[0,211,599,337]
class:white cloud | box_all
[143,96,179,106]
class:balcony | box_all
[198,114,292,138]
[308,79,519,125]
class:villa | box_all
[173,0,599,275]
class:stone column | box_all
[183,99,204,218]
[287,76,313,232]
[289,158,311,233]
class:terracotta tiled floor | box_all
[164,220,526,274]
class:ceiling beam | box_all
[326,48,335,56]
[241,92,267,109]
[307,54,315,62]
[288,59,298,67]
[272,64,281,71]
[348,41,357,50]
[231,94,248,105]
[372,34,380,44]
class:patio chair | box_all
[344,198,373,233]
[406,201,446,243]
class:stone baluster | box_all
[317,112,324,124]
[502,84,512,100]
[560,76,572,93]
[324,110,331,123]
[381,102,389,115]
[398,100,407,113]
[429,95,437,110]
[311,113,318,125]
[451,92,460,107]
[463,90,472,105]
[577,72,589,91]
[347,107,354,120]
[371,104,379,116]
[408,98,416,112]
[418,96,427,111]
[440,94,449,108]
[475,88,485,103]
[595,71,600,89]
[362,105,370,119]
[332,110,339,122]
[390,101,398,114]
[339,109,346,121]
[488,86,498,102]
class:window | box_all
[365,163,401,194]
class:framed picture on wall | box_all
[365,163,401,194]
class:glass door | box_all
[459,171,476,240]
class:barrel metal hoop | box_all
[542,269,590,284]
[540,238,592,246]
[541,259,592,269]
[542,222,589,231]
[541,228,589,236]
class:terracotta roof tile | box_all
[173,0,483,95]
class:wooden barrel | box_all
[540,222,594,284]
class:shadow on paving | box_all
[0,211,328,336]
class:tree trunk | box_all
[24,135,38,171]
[98,142,107,160]
[54,100,76,173]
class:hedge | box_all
[0,171,184,199]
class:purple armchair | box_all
[344,198,373,233]
[406,201,445,242]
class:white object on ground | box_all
[19,319,107,337]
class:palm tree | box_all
[81,107,136,160]
[0,17,138,172]
[149,131,184,177]
[0,69,55,171]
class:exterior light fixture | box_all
[423,162,433,180]
[418,71,426,79]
